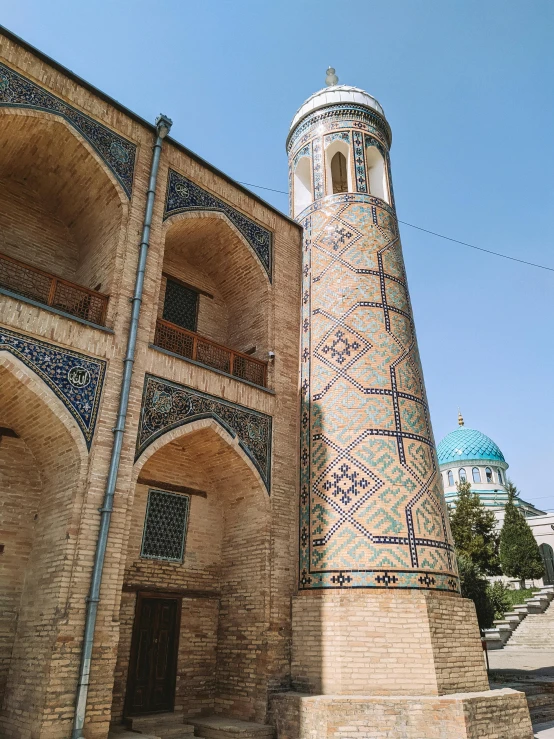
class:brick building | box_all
[0,31,534,739]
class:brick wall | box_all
[291,590,489,697]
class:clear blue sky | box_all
[3,0,552,510]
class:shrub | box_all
[457,554,495,629]
[487,581,512,620]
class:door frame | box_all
[125,591,182,717]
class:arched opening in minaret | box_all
[366,144,390,203]
[330,152,348,194]
[293,156,312,217]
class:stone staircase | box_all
[483,585,554,650]
[116,714,274,739]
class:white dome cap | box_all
[289,69,385,133]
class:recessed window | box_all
[141,489,190,562]
[485,467,493,483]
[472,467,481,483]
[497,468,503,484]
[459,468,467,482]
[447,470,454,486]
[331,151,348,194]
[294,156,312,216]
[163,278,199,332]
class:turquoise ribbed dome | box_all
[437,427,505,465]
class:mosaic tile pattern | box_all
[298,191,458,592]
[0,62,136,198]
[0,326,106,450]
[164,170,273,281]
[136,374,272,492]
[437,427,506,465]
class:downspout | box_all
[72,113,172,739]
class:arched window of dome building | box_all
[472,467,481,483]
[459,468,467,482]
[330,151,349,194]
[485,467,493,483]
[496,468,503,484]
[447,470,454,486]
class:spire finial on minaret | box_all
[325,67,338,87]
[458,409,464,427]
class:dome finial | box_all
[325,67,339,87]
[458,409,464,427]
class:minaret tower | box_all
[276,70,533,738]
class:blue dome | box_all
[437,427,505,465]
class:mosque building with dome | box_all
[437,413,545,518]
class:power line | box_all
[238,180,554,273]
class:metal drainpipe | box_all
[72,113,173,739]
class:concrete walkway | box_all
[488,648,554,677]
[535,721,554,738]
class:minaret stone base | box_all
[270,690,533,739]
[269,591,534,738]
[291,590,489,696]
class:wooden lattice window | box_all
[162,277,199,332]
[141,489,190,562]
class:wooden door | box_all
[126,594,181,715]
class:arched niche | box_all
[325,139,352,195]
[111,419,270,723]
[0,110,127,317]
[0,353,87,737]
[293,156,312,217]
[158,212,271,365]
[365,143,390,203]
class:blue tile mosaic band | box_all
[136,374,272,492]
[0,327,106,450]
[0,63,136,198]
[164,170,273,281]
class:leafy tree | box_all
[499,483,544,587]
[449,480,501,575]
[457,554,495,629]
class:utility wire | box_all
[238,180,554,274]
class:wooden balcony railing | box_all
[154,318,268,388]
[0,252,109,326]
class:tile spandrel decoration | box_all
[290,72,458,593]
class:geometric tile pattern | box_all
[0,326,106,450]
[298,177,458,591]
[164,169,273,281]
[0,62,136,198]
[136,374,272,493]
[141,489,190,563]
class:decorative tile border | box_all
[136,374,272,492]
[164,170,273,281]
[0,62,136,198]
[0,327,106,450]
[288,103,391,153]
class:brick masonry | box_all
[0,29,301,739]
[269,690,534,739]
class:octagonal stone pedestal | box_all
[270,689,534,739]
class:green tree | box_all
[457,555,495,629]
[449,480,501,575]
[499,483,544,587]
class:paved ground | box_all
[535,721,554,738]
[488,648,554,677]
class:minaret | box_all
[275,70,533,738]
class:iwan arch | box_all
[0,28,534,739]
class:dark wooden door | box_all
[126,595,181,715]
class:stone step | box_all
[185,716,274,739]
[128,714,195,739]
